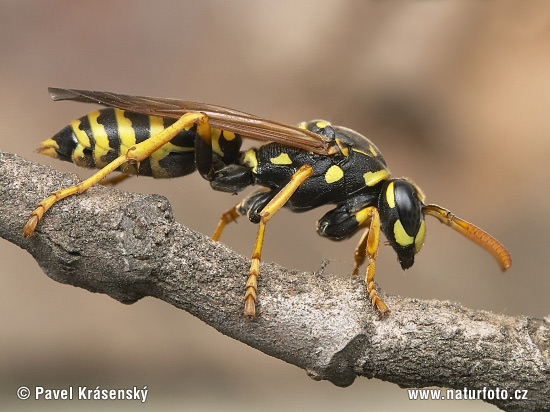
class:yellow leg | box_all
[244,164,313,317]
[360,206,389,316]
[23,112,209,237]
[212,205,241,241]
[352,222,370,276]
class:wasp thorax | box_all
[378,178,426,269]
[299,120,336,140]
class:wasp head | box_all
[378,178,427,270]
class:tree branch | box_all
[1,149,548,411]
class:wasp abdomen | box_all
[39,108,198,178]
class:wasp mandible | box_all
[23,88,512,317]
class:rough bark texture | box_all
[1,149,548,411]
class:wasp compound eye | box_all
[394,180,423,237]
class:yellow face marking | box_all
[369,145,378,157]
[414,220,426,253]
[325,164,344,184]
[386,181,395,208]
[298,121,308,129]
[315,120,331,129]
[394,219,414,247]
[70,118,91,166]
[37,138,59,158]
[364,169,390,187]
[243,149,258,173]
[270,152,293,165]
[88,110,110,167]
[114,109,137,175]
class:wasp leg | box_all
[212,206,240,241]
[212,188,271,241]
[23,112,209,237]
[353,228,370,276]
[244,165,313,317]
[210,164,253,193]
[315,197,377,276]
[356,206,389,316]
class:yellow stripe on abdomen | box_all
[114,109,138,175]
[88,110,110,168]
[70,118,91,167]
[149,115,194,178]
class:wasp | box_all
[23,88,512,317]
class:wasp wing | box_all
[48,88,335,155]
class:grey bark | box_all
[0,149,548,411]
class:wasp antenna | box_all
[423,204,512,271]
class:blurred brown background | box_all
[1,1,548,411]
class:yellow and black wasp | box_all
[23,88,512,317]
